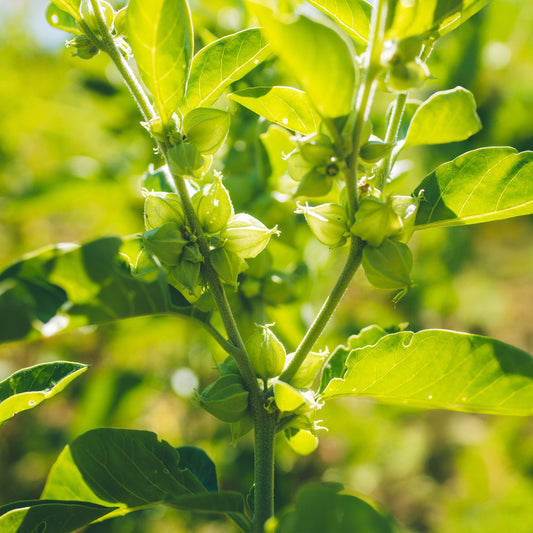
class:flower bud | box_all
[195,178,234,233]
[196,374,249,423]
[223,214,278,259]
[183,108,231,155]
[245,325,286,380]
[142,222,187,266]
[288,350,328,389]
[362,238,412,290]
[65,34,99,59]
[296,203,349,248]
[144,192,185,230]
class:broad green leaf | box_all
[321,329,533,415]
[413,147,533,229]
[49,0,81,20]
[0,237,208,344]
[42,429,242,519]
[0,500,115,533]
[229,86,321,135]
[307,0,372,45]
[403,87,481,148]
[274,483,399,533]
[0,362,88,426]
[182,28,270,112]
[250,2,358,118]
[127,0,193,123]
[320,325,387,393]
[46,4,81,34]
[386,0,490,40]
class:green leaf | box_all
[0,362,88,426]
[182,28,270,112]
[413,147,533,229]
[274,483,399,533]
[49,0,81,20]
[0,500,115,533]
[386,0,490,40]
[250,2,358,118]
[230,86,321,135]
[46,4,81,34]
[321,329,533,415]
[127,0,193,123]
[320,325,387,393]
[403,87,481,148]
[42,429,242,519]
[307,0,372,45]
[0,237,208,344]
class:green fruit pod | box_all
[144,192,185,230]
[296,203,349,248]
[183,108,231,155]
[245,325,286,380]
[142,222,187,266]
[362,238,412,290]
[80,0,114,35]
[359,140,395,164]
[196,374,249,423]
[299,133,335,165]
[223,213,278,259]
[168,142,205,177]
[195,179,234,233]
[350,195,400,247]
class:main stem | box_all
[88,6,274,530]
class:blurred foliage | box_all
[0,0,532,532]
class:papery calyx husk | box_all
[196,374,249,423]
[142,222,187,266]
[222,213,278,259]
[296,202,349,248]
[144,191,185,230]
[362,237,412,290]
[183,107,231,155]
[80,0,114,35]
[245,324,286,381]
[273,380,317,413]
[195,176,234,234]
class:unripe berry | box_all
[245,325,286,381]
[183,108,231,155]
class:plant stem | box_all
[280,238,363,384]
[376,91,407,191]
[345,0,389,221]
[252,409,277,533]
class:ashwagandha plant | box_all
[1,0,533,531]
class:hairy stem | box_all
[345,0,389,221]
[376,91,407,190]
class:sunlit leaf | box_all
[403,87,481,148]
[0,500,115,533]
[307,0,372,45]
[250,2,358,118]
[42,429,243,519]
[127,0,193,123]
[49,0,81,20]
[321,329,533,415]
[230,86,321,134]
[0,362,88,426]
[0,237,209,344]
[274,483,399,532]
[386,0,490,40]
[46,4,81,34]
[413,147,533,229]
[182,28,270,112]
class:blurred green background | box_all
[1,1,533,532]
